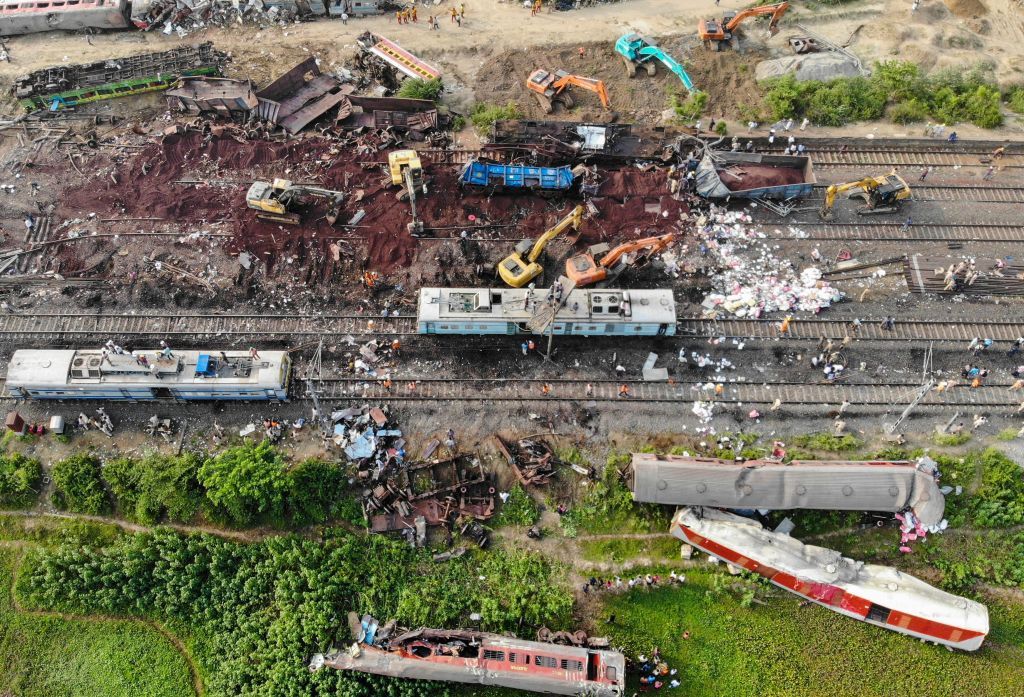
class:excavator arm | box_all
[600,232,678,269]
[636,46,696,92]
[527,205,584,263]
[555,75,611,109]
[725,2,790,33]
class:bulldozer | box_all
[498,205,585,287]
[525,69,611,114]
[246,178,344,225]
[565,232,678,287]
[387,150,428,235]
[698,1,790,51]
[819,171,912,221]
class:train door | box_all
[153,387,174,400]
[586,652,599,681]
[658,323,668,336]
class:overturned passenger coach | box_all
[671,507,989,651]
[630,453,946,526]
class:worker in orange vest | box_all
[542,383,552,396]
[450,6,457,21]
[619,384,630,398]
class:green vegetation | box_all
[52,454,110,515]
[17,527,571,697]
[763,61,1006,128]
[0,453,42,507]
[670,90,708,121]
[714,120,728,136]
[105,453,203,525]
[1007,86,1024,114]
[791,432,862,452]
[469,102,521,133]
[933,432,972,447]
[561,454,670,535]
[938,448,1024,528]
[396,77,443,101]
[493,484,539,527]
[995,427,1019,441]
[580,536,682,564]
[0,549,194,697]
[597,569,1024,696]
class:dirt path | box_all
[1,542,204,697]
[0,508,272,542]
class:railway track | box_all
[807,184,1024,204]
[759,222,1024,243]
[304,378,1023,408]
[1,315,1022,344]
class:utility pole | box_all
[886,342,935,434]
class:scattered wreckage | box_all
[492,434,580,485]
[630,452,946,526]
[310,612,625,696]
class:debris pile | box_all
[698,209,843,317]
[493,434,558,485]
[131,0,317,36]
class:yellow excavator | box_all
[388,150,427,235]
[819,171,912,221]
[566,232,678,287]
[498,205,585,287]
[698,2,790,51]
[525,69,611,114]
[246,178,345,225]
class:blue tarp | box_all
[195,354,215,376]
[459,161,574,190]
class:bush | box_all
[671,90,708,121]
[933,432,971,447]
[469,102,521,134]
[198,441,289,526]
[889,98,930,124]
[51,454,109,515]
[103,453,203,525]
[397,77,443,102]
[1007,87,1024,114]
[0,453,42,506]
[714,120,728,135]
[494,484,539,527]
[791,433,862,452]
[285,459,349,527]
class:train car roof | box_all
[673,507,989,636]
[632,452,945,526]
[6,349,288,389]
[418,287,676,324]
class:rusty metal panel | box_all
[257,98,281,124]
[280,90,350,134]
[255,56,320,103]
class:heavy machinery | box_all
[387,150,427,235]
[246,178,344,225]
[614,33,697,93]
[565,232,678,287]
[525,69,611,114]
[498,205,585,287]
[818,171,912,221]
[698,2,790,51]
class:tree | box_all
[198,441,289,526]
[397,77,443,102]
[0,453,42,506]
[105,453,203,524]
[51,454,109,514]
[285,459,348,526]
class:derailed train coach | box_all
[5,349,290,401]
[0,0,130,37]
[417,287,677,337]
[671,507,989,651]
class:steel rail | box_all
[757,222,1024,243]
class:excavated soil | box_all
[473,38,766,126]
[57,132,689,278]
[943,0,989,18]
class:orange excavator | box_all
[698,2,790,51]
[525,68,611,114]
[565,232,678,287]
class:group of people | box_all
[397,3,464,27]
[77,407,113,437]
[636,646,684,690]
[581,572,686,596]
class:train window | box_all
[508,653,517,664]
[593,305,603,314]
[608,304,619,314]
[634,326,644,332]
[491,292,502,305]
[560,659,583,671]
[605,666,618,680]
[534,655,557,668]
[604,324,615,333]
[866,603,892,623]
[483,650,505,661]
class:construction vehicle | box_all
[614,34,696,93]
[698,2,790,51]
[819,171,912,221]
[388,150,427,235]
[246,178,344,225]
[565,232,678,287]
[498,205,585,287]
[525,69,610,114]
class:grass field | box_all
[0,548,196,697]
[596,568,1024,697]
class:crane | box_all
[614,34,697,93]
[246,179,344,225]
[698,2,790,51]
[526,69,610,114]
[498,205,585,288]
[565,232,678,287]
[819,171,911,221]
[388,150,428,235]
